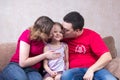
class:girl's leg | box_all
[43,73,54,80]
[94,69,117,80]
[54,73,61,80]
[2,62,28,80]
[43,77,54,80]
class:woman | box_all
[2,16,60,80]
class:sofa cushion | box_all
[103,36,117,58]
[0,42,16,72]
[105,57,120,79]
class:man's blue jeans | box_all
[61,68,117,80]
[2,62,42,80]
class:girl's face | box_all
[50,24,63,41]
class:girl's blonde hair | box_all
[29,16,54,42]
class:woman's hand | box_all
[44,50,61,60]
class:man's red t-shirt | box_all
[64,28,109,68]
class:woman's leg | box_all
[94,69,117,80]
[25,68,43,80]
[61,68,87,80]
[2,62,28,80]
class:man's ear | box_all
[75,29,83,36]
[75,29,81,32]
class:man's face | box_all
[62,21,76,38]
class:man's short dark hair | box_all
[63,11,84,30]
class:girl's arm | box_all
[43,46,57,77]
[44,59,54,74]
[64,43,69,70]
[43,46,53,73]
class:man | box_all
[61,11,117,80]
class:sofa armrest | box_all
[105,57,120,79]
[0,42,16,72]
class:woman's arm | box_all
[19,41,60,68]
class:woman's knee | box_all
[2,63,28,80]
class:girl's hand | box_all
[49,71,57,77]
[45,50,61,60]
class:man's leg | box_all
[61,68,87,80]
[94,69,117,80]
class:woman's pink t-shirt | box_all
[10,29,45,69]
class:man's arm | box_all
[83,52,112,80]
[89,52,112,71]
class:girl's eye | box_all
[54,31,57,33]
[53,30,63,34]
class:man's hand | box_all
[83,68,94,80]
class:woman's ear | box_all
[48,33,53,39]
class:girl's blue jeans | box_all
[61,68,117,80]
[2,62,42,80]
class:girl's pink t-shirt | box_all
[11,29,45,69]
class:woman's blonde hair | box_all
[29,16,54,41]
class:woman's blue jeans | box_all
[2,62,42,80]
[61,68,117,80]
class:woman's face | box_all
[49,24,63,41]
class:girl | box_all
[43,22,69,80]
